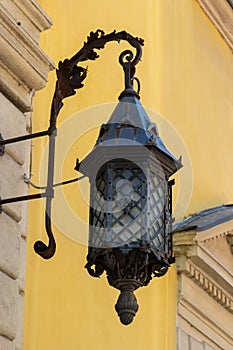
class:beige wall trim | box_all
[12,0,53,36]
[0,0,54,112]
[1,0,53,43]
[174,224,233,350]
[174,228,233,313]
[0,1,54,349]
[185,261,233,313]
[0,60,34,113]
[0,5,54,88]
[195,220,233,243]
[226,234,233,254]
[179,295,233,350]
[196,0,233,52]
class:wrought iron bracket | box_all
[0,125,56,259]
[0,133,5,156]
[0,130,49,156]
[0,29,144,260]
[0,193,47,214]
[0,174,86,210]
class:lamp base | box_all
[85,247,171,324]
[113,279,142,325]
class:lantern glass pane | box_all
[89,159,147,248]
[89,158,171,256]
[149,173,169,252]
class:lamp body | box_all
[79,96,181,324]
[87,151,173,282]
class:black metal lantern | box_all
[79,47,182,324]
[0,29,182,325]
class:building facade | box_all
[174,206,233,350]
[0,1,232,350]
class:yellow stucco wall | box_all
[23,1,233,349]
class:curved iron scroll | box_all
[34,29,144,259]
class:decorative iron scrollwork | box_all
[33,30,144,259]
[52,29,144,122]
[86,247,170,284]
[85,246,170,325]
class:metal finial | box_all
[118,42,142,100]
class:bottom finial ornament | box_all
[113,280,141,325]
[85,247,171,325]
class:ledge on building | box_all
[174,204,233,349]
[197,0,233,52]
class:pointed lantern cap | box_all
[79,95,182,178]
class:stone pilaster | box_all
[0,1,54,349]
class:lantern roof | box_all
[94,95,181,166]
[79,95,182,178]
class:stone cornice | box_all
[227,233,233,254]
[12,0,53,37]
[0,1,54,112]
[0,60,34,112]
[173,226,233,314]
[185,260,233,313]
[0,5,54,89]
[196,220,233,243]
[179,296,233,349]
[1,0,53,43]
[196,0,233,52]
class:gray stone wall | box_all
[0,93,31,350]
[0,1,54,349]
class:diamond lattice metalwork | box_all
[149,174,167,252]
[89,158,172,255]
[89,159,147,248]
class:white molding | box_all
[179,295,233,350]
[177,273,233,349]
[0,1,54,112]
[195,220,233,243]
[185,260,233,312]
[1,0,53,43]
[196,0,233,52]
[0,6,54,88]
[0,60,33,112]
[12,0,53,34]
[174,223,233,349]
[227,233,233,254]
[196,243,233,294]
[174,228,233,307]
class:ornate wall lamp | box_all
[0,30,182,325]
